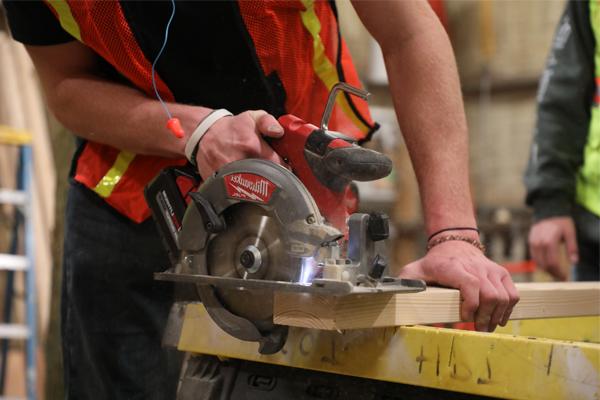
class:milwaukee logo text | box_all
[224,173,276,204]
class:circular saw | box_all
[146,83,426,354]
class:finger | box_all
[528,232,544,270]
[249,110,284,138]
[457,275,480,322]
[475,278,499,332]
[541,239,567,280]
[259,139,285,165]
[564,222,579,265]
[500,274,520,326]
[488,273,510,330]
[392,259,423,279]
[534,240,554,277]
[544,238,561,274]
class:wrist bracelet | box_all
[185,108,233,164]
[426,235,486,253]
[427,226,480,242]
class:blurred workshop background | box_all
[0,1,570,398]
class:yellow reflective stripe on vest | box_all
[577,0,600,215]
[300,0,369,133]
[93,151,135,198]
[45,0,82,41]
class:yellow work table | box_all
[177,304,599,400]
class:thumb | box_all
[563,221,579,265]
[248,110,284,138]
[395,259,424,280]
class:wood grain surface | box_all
[274,282,600,330]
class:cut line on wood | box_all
[274,282,600,330]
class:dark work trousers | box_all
[62,182,183,399]
[573,205,600,281]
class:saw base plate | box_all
[155,271,426,296]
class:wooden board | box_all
[274,282,600,330]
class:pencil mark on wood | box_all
[448,337,455,367]
[416,345,425,374]
[546,345,554,375]
[436,346,440,376]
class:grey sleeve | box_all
[524,0,595,221]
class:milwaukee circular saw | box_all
[145,83,425,354]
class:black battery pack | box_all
[145,165,200,265]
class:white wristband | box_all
[185,108,233,163]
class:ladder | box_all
[0,126,37,400]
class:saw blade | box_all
[204,203,296,329]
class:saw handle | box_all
[270,115,393,231]
[272,115,392,189]
[321,141,392,182]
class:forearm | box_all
[26,41,211,158]
[48,73,210,158]
[384,23,474,235]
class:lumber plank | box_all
[273,282,600,330]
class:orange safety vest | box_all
[44,0,376,222]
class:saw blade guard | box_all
[176,159,341,353]
[178,158,342,268]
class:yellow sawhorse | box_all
[178,304,599,400]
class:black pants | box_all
[61,182,182,399]
[573,205,600,281]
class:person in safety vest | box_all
[3,1,519,399]
[526,0,600,281]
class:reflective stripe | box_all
[300,0,369,133]
[93,151,135,198]
[45,0,82,41]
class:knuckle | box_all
[228,117,248,132]
[242,143,260,155]
[539,238,551,247]
[465,275,480,288]
[237,110,250,119]
[510,293,521,304]
[464,303,478,315]
[498,293,510,307]
[480,289,499,304]
[498,267,510,278]
[462,294,479,312]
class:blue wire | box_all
[151,0,176,119]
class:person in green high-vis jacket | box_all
[525,0,600,281]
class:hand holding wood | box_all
[397,240,520,332]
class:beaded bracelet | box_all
[427,227,480,242]
[426,235,486,253]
